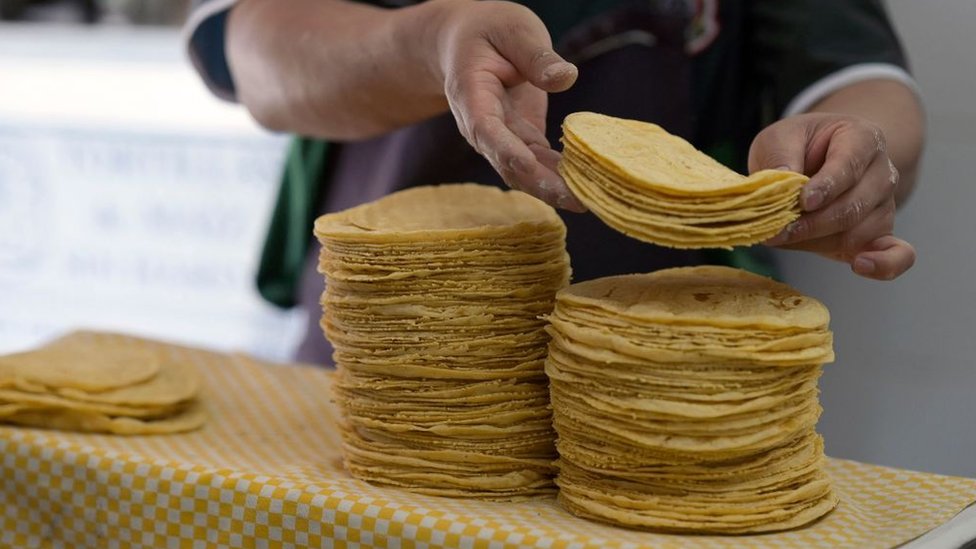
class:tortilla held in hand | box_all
[559,112,808,249]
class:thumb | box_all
[486,14,577,92]
[747,120,808,175]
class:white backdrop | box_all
[0,24,303,361]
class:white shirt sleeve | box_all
[783,62,921,117]
[181,0,241,101]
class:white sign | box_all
[0,25,304,361]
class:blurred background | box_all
[0,0,302,361]
[0,1,973,477]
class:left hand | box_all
[748,112,916,281]
[433,0,585,211]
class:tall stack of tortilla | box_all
[0,331,204,434]
[314,184,571,499]
[545,266,837,533]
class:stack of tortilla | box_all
[314,184,571,499]
[559,112,808,249]
[545,266,837,533]
[0,331,204,434]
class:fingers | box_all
[468,111,538,190]
[529,51,579,92]
[747,119,808,175]
[766,159,893,248]
[484,9,577,93]
[446,72,583,211]
[481,118,583,211]
[506,113,549,150]
[765,119,893,247]
[774,231,915,281]
[529,144,586,211]
[756,113,913,279]
[852,236,916,280]
[799,121,884,212]
[438,4,582,208]
[840,198,896,259]
[497,85,584,208]
[448,75,532,181]
[749,116,888,211]
[505,83,549,148]
[769,204,914,280]
[772,198,894,259]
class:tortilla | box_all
[558,112,808,248]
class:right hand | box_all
[749,113,916,280]
[426,0,586,211]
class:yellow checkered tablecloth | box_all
[1,338,974,549]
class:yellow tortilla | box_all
[0,331,161,392]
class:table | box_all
[1,337,974,548]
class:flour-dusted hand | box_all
[749,112,916,281]
[431,1,584,210]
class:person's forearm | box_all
[227,0,456,140]
[807,79,925,206]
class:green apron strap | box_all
[256,137,330,308]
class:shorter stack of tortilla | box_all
[314,183,571,499]
[545,266,837,533]
[559,112,808,249]
[0,331,204,434]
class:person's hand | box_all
[430,0,585,211]
[748,113,916,280]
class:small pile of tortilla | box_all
[0,331,204,435]
[314,183,571,499]
[559,112,808,249]
[545,266,837,533]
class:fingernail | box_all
[853,257,876,275]
[774,165,792,172]
[543,178,585,212]
[558,192,587,213]
[802,187,825,210]
[541,62,576,82]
